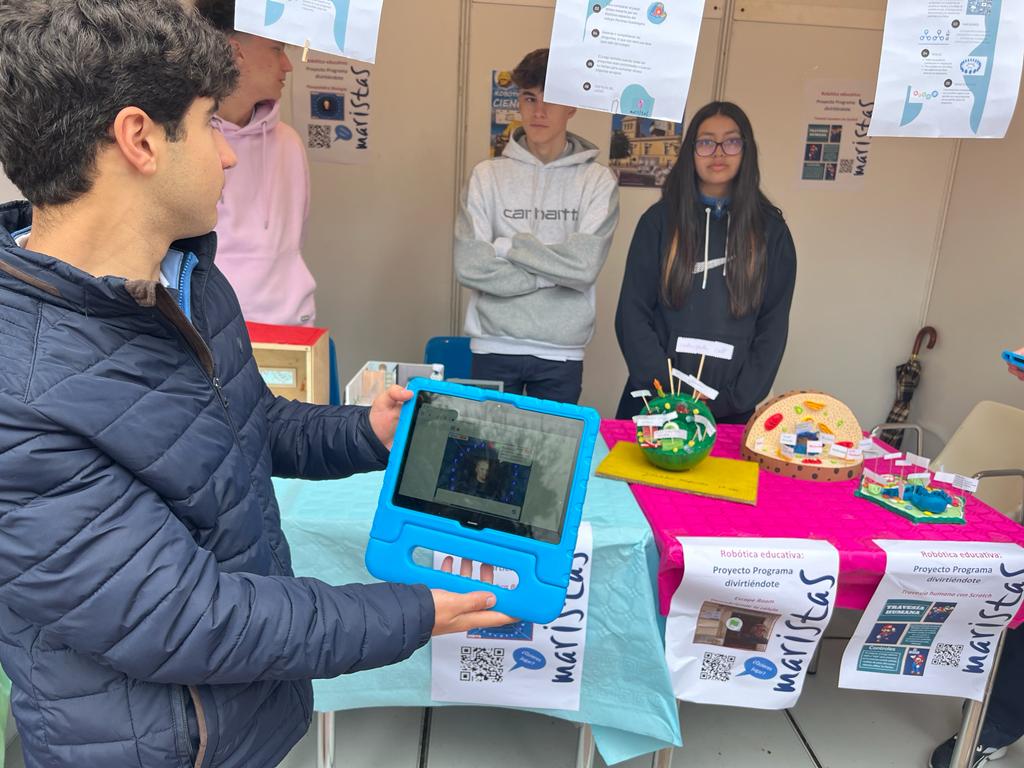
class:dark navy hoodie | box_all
[614,197,797,422]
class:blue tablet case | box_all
[365,379,600,623]
[1002,349,1024,371]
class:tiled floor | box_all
[6,638,1024,767]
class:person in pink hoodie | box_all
[195,0,317,326]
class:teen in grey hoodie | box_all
[454,48,619,404]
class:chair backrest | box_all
[933,400,1024,518]
[423,336,472,380]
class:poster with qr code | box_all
[664,538,839,709]
[839,540,1024,699]
[429,523,592,711]
[290,52,372,165]
[234,0,383,64]
[869,0,1024,138]
[799,81,874,185]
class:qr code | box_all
[307,124,332,149]
[839,159,854,174]
[459,646,505,682]
[933,643,964,668]
[699,651,736,681]
[967,0,992,15]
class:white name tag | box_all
[807,441,824,455]
[671,368,719,400]
[654,429,688,440]
[862,468,885,484]
[633,415,664,427]
[906,452,931,470]
[830,444,849,459]
[907,472,931,482]
[934,471,956,484]
[630,389,652,399]
[693,414,717,437]
[780,433,798,447]
[953,475,980,493]
[675,337,735,360]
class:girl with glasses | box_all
[614,101,797,424]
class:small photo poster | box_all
[839,540,1024,700]
[291,51,373,165]
[490,70,521,158]
[800,80,874,185]
[608,115,682,188]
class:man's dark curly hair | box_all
[0,0,238,206]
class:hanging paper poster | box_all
[545,0,703,123]
[869,0,1024,138]
[665,538,839,709]
[608,116,682,187]
[490,70,521,158]
[839,540,1024,700]
[431,523,593,711]
[291,52,372,165]
[800,81,874,184]
[234,0,384,64]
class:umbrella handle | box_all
[912,326,938,356]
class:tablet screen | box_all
[392,391,584,543]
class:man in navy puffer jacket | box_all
[0,2,511,766]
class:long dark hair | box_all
[661,101,776,317]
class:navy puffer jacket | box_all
[0,202,434,768]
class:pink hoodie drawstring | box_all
[261,120,270,230]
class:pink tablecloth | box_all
[600,420,1024,624]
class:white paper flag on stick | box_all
[654,429,688,440]
[953,475,980,493]
[906,452,931,470]
[862,468,886,484]
[671,368,719,401]
[676,337,735,360]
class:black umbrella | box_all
[880,326,937,449]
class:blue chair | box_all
[328,338,341,405]
[423,336,472,380]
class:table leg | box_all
[949,631,1007,768]
[317,711,335,768]
[575,724,595,768]
[808,642,822,675]
[651,746,674,768]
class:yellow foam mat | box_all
[595,441,759,505]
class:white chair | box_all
[873,400,1024,522]
[933,401,1024,521]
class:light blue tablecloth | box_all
[274,440,682,765]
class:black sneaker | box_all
[929,734,1008,768]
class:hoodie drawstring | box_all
[723,212,731,277]
[702,207,711,290]
[261,121,270,230]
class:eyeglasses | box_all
[694,138,744,157]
